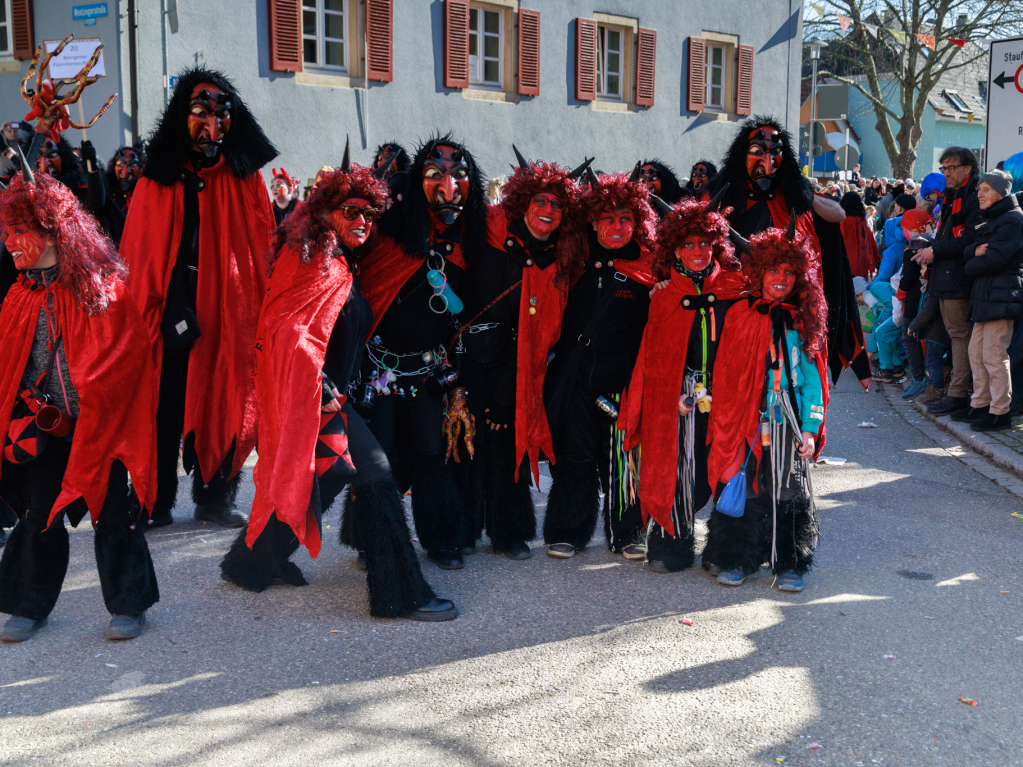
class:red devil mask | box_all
[746,128,783,192]
[761,262,797,302]
[114,148,141,191]
[524,193,565,241]
[328,197,379,250]
[639,164,662,195]
[374,144,402,181]
[595,207,635,249]
[422,144,469,226]
[35,139,62,177]
[690,164,710,191]
[5,219,52,271]
[675,235,714,273]
[187,83,232,159]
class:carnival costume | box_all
[107,145,145,217]
[683,160,717,197]
[120,67,278,529]
[638,159,684,210]
[270,167,299,227]
[0,169,159,642]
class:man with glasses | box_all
[269,167,298,226]
[912,147,983,415]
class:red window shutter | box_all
[366,0,393,82]
[444,0,470,89]
[268,0,303,73]
[517,8,541,96]
[575,18,597,102]
[11,0,34,61]
[635,27,656,107]
[735,44,754,116]
[686,36,706,113]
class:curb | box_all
[880,382,1023,497]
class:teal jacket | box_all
[766,328,825,435]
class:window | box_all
[0,0,12,57]
[705,44,725,110]
[469,6,501,87]
[303,0,348,71]
[943,89,972,114]
[596,25,623,99]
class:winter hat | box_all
[853,275,869,296]
[979,169,1012,199]
[900,209,932,235]
[895,193,918,212]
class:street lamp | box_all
[805,38,828,179]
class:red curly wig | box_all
[0,174,126,313]
[580,171,656,254]
[501,162,586,284]
[745,228,827,356]
[268,164,389,273]
[653,197,740,281]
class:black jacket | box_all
[908,291,951,347]
[963,195,1023,323]
[901,246,924,324]
[931,174,983,299]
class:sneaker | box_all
[872,369,895,383]
[107,612,146,640]
[621,543,647,561]
[901,380,928,400]
[0,616,46,642]
[546,543,576,559]
[776,571,804,592]
[920,384,944,404]
[951,406,988,423]
[928,396,969,415]
[972,412,1012,432]
[892,366,906,379]
[717,567,758,587]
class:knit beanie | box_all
[895,193,918,212]
[979,169,1012,199]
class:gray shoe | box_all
[107,612,146,640]
[547,543,576,559]
[1,616,47,642]
[622,543,647,560]
[194,504,246,528]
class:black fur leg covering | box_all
[192,470,243,506]
[771,492,817,575]
[0,521,70,621]
[451,437,485,548]
[483,427,536,551]
[408,455,469,553]
[646,521,696,572]
[338,487,360,550]
[543,461,599,550]
[704,505,765,574]
[351,477,436,617]
[604,500,645,552]
[220,514,306,592]
[95,520,160,614]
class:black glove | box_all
[80,140,97,166]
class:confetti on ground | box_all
[330,630,339,633]
[1002,591,1010,594]
[682,618,694,626]
[105,663,118,668]
[1010,512,1023,520]
[817,456,847,464]
[776,758,786,763]
[958,697,978,707]
[924,616,935,620]
[808,743,822,749]
[857,422,878,428]
[883,654,896,659]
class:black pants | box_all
[366,372,468,553]
[544,383,643,551]
[153,347,240,520]
[0,439,159,621]
[221,403,435,617]
[460,357,536,551]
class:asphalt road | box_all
[2,374,1022,766]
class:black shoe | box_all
[928,396,969,415]
[0,616,46,642]
[972,412,1012,432]
[892,366,906,379]
[194,504,246,528]
[460,544,477,555]
[426,549,466,570]
[500,541,532,560]
[951,406,988,423]
[872,369,895,383]
[355,551,367,571]
[106,612,146,640]
[1011,399,1023,417]
[402,598,458,622]
[144,513,174,531]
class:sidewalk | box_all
[881,381,1023,498]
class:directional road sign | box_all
[985,36,1023,171]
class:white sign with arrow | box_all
[985,36,1023,171]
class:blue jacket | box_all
[766,329,826,435]
[875,216,906,284]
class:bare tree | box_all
[804,0,1023,177]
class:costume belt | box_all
[366,341,446,379]
[466,322,502,334]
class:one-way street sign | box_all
[985,36,1023,170]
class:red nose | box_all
[438,174,456,202]
[205,116,221,143]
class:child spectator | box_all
[861,276,903,382]
[898,210,936,398]
[876,211,908,283]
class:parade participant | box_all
[219,162,456,620]
[0,167,159,642]
[683,160,717,196]
[456,147,588,560]
[638,159,684,209]
[619,192,746,572]
[543,165,657,559]
[373,141,410,205]
[705,220,828,591]
[355,135,487,571]
[839,191,881,279]
[107,145,145,216]
[120,67,277,530]
[269,167,299,226]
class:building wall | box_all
[2,0,802,188]
[932,119,985,173]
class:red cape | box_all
[0,276,157,526]
[485,207,568,481]
[619,265,746,535]
[119,159,274,482]
[762,197,822,267]
[359,231,468,338]
[706,298,829,494]
[247,246,354,557]
[840,216,881,278]
[613,247,657,288]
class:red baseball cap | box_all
[900,209,932,236]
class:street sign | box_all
[811,121,827,145]
[834,145,860,170]
[72,3,108,21]
[43,38,105,79]
[984,36,1023,171]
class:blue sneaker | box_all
[902,380,928,400]
[717,568,758,587]
[776,571,804,592]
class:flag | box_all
[967,113,975,124]
[915,33,936,49]
[888,28,907,43]
[954,113,961,121]
[947,38,967,48]
[863,23,878,38]
[811,3,826,19]
[837,14,852,34]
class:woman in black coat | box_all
[960,170,1023,431]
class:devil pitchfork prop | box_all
[20,35,118,170]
